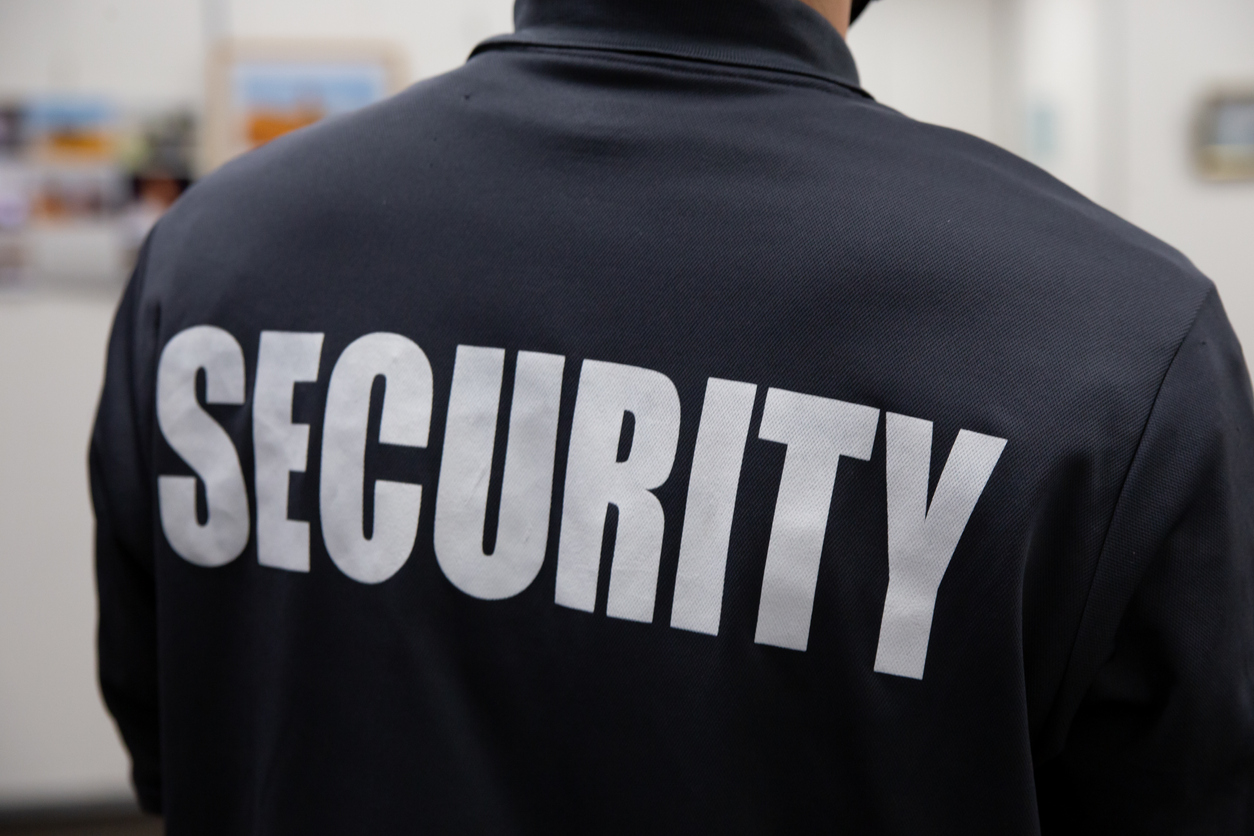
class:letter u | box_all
[434,346,565,599]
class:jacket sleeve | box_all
[1038,287,1254,833]
[91,242,163,814]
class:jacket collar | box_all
[473,0,866,96]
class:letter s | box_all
[156,325,251,567]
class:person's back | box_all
[92,0,1254,832]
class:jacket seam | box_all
[1038,282,1217,760]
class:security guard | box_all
[92,0,1254,832]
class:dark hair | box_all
[852,0,875,22]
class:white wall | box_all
[0,0,516,111]
[0,297,126,806]
[0,0,203,107]
[225,0,514,84]
[1122,0,1254,351]
[1014,0,1108,200]
[848,0,1004,145]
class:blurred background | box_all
[0,0,1251,828]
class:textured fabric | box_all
[92,0,1254,832]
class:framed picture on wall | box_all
[205,40,408,173]
[1195,89,1254,182]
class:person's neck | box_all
[797,0,852,37]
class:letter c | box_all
[320,332,432,584]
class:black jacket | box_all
[92,0,1254,832]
